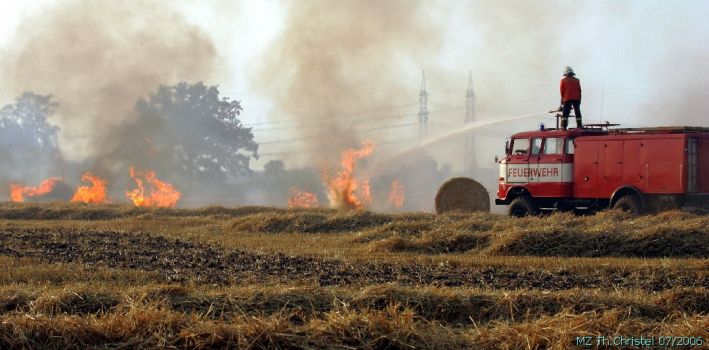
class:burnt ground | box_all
[0,228,706,291]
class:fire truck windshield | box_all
[512,138,529,155]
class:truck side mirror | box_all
[494,155,499,163]
[505,140,510,154]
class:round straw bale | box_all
[435,177,490,214]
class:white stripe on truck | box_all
[500,163,573,183]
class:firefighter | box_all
[559,66,583,130]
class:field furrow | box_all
[0,204,706,349]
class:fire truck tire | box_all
[508,196,538,217]
[612,195,644,215]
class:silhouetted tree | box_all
[0,92,61,184]
[116,82,258,184]
[0,92,58,150]
[263,160,285,177]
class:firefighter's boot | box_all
[576,116,583,128]
[560,117,568,131]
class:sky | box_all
[1,0,708,171]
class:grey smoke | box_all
[0,0,216,162]
[252,0,443,164]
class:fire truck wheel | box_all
[509,196,538,217]
[612,195,644,215]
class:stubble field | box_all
[0,202,707,349]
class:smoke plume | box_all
[0,0,216,161]
[252,0,442,163]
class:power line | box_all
[258,137,418,157]
[244,102,418,127]
[249,110,415,131]
[359,121,420,133]
[255,105,467,145]
[249,112,412,131]
[258,122,420,145]
[251,106,466,133]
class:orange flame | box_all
[71,172,108,204]
[125,166,181,207]
[9,177,62,202]
[387,180,405,209]
[324,141,374,210]
[288,187,319,208]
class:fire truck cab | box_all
[495,125,709,216]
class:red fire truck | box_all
[495,124,709,216]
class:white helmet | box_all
[563,66,575,76]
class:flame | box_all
[9,184,24,202]
[125,166,181,207]
[288,187,319,208]
[9,177,62,202]
[324,141,374,209]
[71,172,108,204]
[387,180,405,209]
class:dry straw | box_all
[435,177,490,214]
